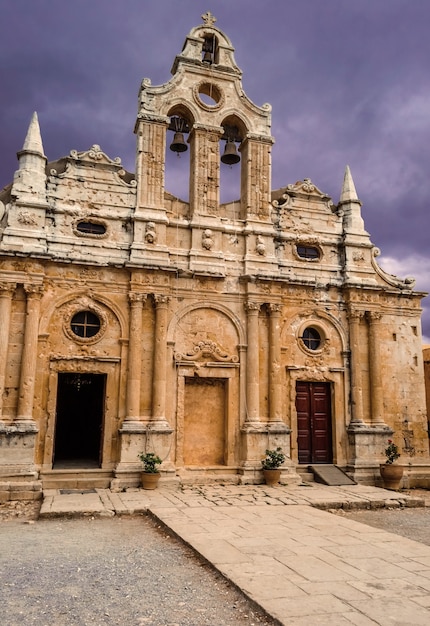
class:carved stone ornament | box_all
[371,247,416,290]
[24,284,44,297]
[256,235,266,256]
[202,11,217,26]
[274,178,334,211]
[174,340,239,363]
[145,222,157,244]
[17,211,37,226]
[0,282,16,295]
[202,229,214,250]
[62,297,108,345]
[70,145,121,166]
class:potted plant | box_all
[138,452,162,490]
[380,439,403,490]
[262,447,285,486]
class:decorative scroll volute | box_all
[174,340,239,363]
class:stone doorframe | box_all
[42,356,121,471]
[174,363,239,468]
[286,367,347,466]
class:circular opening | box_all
[71,311,101,338]
[197,82,222,107]
[301,327,322,351]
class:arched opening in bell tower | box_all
[220,115,246,206]
[165,108,193,202]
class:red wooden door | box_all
[296,381,332,464]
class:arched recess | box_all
[165,104,195,201]
[39,290,127,340]
[219,113,248,205]
[39,291,127,471]
[168,302,245,469]
[281,308,349,466]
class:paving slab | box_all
[39,483,430,625]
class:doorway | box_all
[53,373,106,468]
[296,381,332,464]
[183,377,226,466]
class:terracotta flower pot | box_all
[263,468,281,486]
[380,463,403,490]
[141,472,161,490]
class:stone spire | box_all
[21,111,45,156]
[339,165,366,235]
[340,165,359,204]
[12,111,47,198]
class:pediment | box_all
[69,145,122,167]
[273,178,334,211]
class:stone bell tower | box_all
[131,11,276,274]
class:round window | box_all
[71,311,101,338]
[301,327,321,351]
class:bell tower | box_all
[132,12,275,272]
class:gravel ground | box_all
[2,489,430,626]
[0,511,277,626]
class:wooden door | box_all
[296,381,332,464]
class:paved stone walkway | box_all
[41,483,430,625]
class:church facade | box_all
[0,14,428,500]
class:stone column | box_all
[348,309,365,425]
[240,135,273,220]
[16,284,43,424]
[367,311,385,425]
[152,294,169,426]
[245,302,261,423]
[189,124,223,217]
[268,303,283,423]
[135,114,169,209]
[124,292,146,423]
[0,283,16,420]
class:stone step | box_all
[40,470,112,490]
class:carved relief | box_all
[145,222,157,244]
[255,235,266,256]
[202,229,214,250]
[174,340,238,363]
[17,211,37,226]
[62,297,108,345]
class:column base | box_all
[347,424,393,484]
[0,423,41,501]
[239,422,299,484]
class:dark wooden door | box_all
[296,381,332,464]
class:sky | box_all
[1,0,429,338]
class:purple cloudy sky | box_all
[1,1,429,338]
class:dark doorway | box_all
[296,381,332,464]
[53,373,106,468]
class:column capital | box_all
[267,303,282,314]
[24,284,43,298]
[0,282,16,295]
[347,309,365,322]
[366,310,383,323]
[128,291,147,305]
[245,301,261,313]
[153,294,170,306]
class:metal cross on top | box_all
[201,11,217,26]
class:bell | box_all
[169,132,188,153]
[202,51,212,64]
[221,139,240,165]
